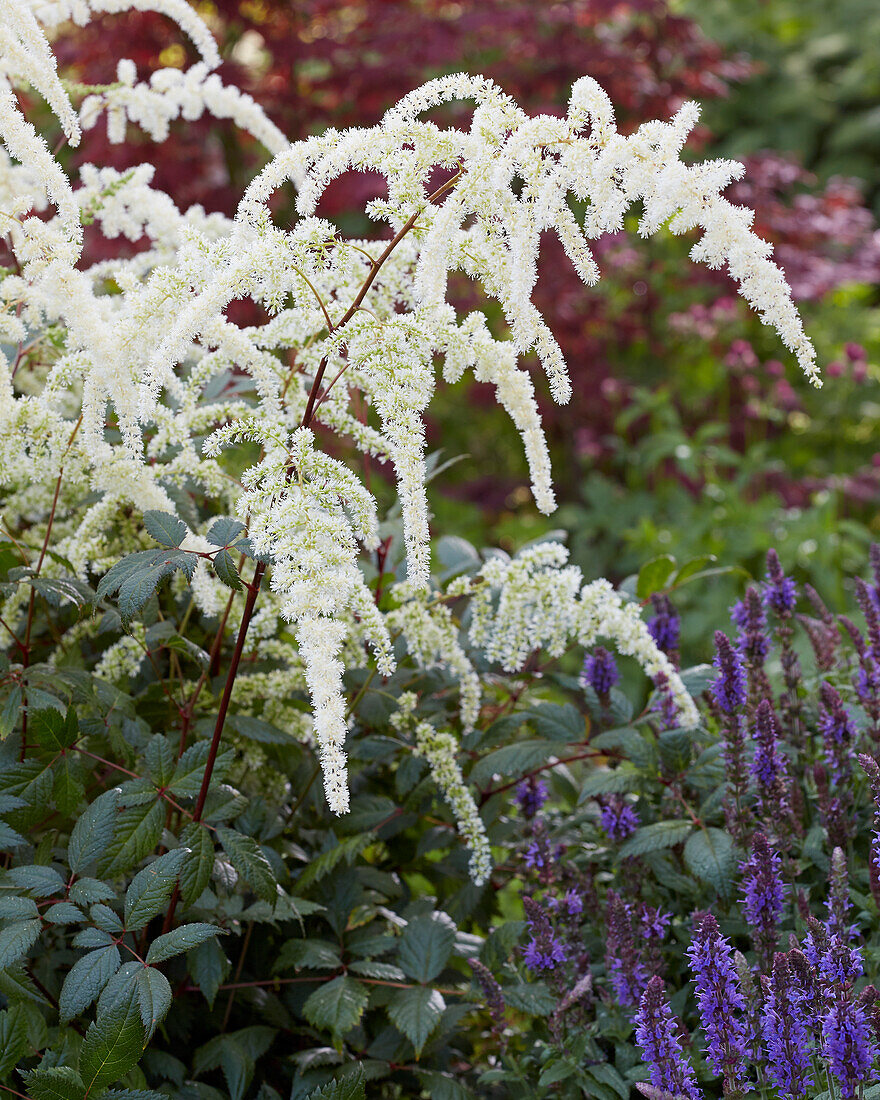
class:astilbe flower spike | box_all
[0,2,816,845]
[686,914,751,1094]
[740,831,786,972]
[760,953,815,1099]
[634,977,703,1100]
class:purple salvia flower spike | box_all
[740,831,786,972]
[581,645,619,708]
[515,775,549,819]
[605,891,648,1006]
[752,699,794,843]
[647,594,681,666]
[761,952,815,1099]
[763,548,798,617]
[599,796,640,841]
[712,631,751,841]
[686,914,751,1094]
[635,976,703,1100]
[822,998,878,1098]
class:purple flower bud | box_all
[635,977,703,1100]
[761,953,815,1098]
[686,914,750,1091]
[822,999,878,1098]
[827,848,856,942]
[581,646,619,700]
[606,891,648,1006]
[647,594,681,659]
[522,895,567,973]
[740,832,786,970]
[818,682,855,787]
[562,888,584,917]
[752,699,792,835]
[763,549,798,616]
[469,958,507,1050]
[731,586,770,665]
[600,797,640,840]
[515,776,549,819]
[712,631,746,714]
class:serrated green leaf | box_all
[397,912,456,984]
[145,922,222,964]
[44,902,85,924]
[169,742,234,797]
[59,945,120,1021]
[79,994,145,1091]
[303,976,368,1039]
[618,820,693,858]
[0,820,26,850]
[21,1066,86,1100]
[30,706,77,750]
[228,714,291,744]
[579,766,640,799]
[4,863,64,896]
[144,735,174,787]
[178,822,214,904]
[212,548,242,591]
[275,939,342,973]
[0,686,21,741]
[413,1070,473,1100]
[296,834,372,889]
[684,828,737,896]
[91,903,123,933]
[70,877,115,905]
[636,555,677,599]
[502,981,556,1016]
[124,848,188,931]
[99,799,163,877]
[206,518,246,547]
[0,919,41,969]
[470,741,561,788]
[305,1067,366,1100]
[0,1004,29,1082]
[0,897,37,920]
[136,967,172,1040]
[387,985,444,1057]
[525,703,586,741]
[188,936,229,1009]
[143,511,187,548]
[670,555,717,587]
[69,787,121,873]
[216,827,276,902]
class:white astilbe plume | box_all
[0,1,814,817]
[392,694,492,886]
[459,543,699,729]
[388,586,481,731]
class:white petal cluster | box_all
[0,1,809,813]
[392,694,492,886]
[464,543,700,729]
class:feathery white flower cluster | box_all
[458,543,700,728]
[392,693,492,886]
[0,0,811,818]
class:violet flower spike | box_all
[581,645,619,707]
[686,914,751,1093]
[712,631,751,841]
[522,895,567,973]
[740,831,786,971]
[600,796,640,841]
[822,999,878,1098]
[752,699,793,841]
[605,891,648,1006]
[761,953,815,1099]
[515,775,549,819]
[647,594,681,665]
[635,976,703,1100]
